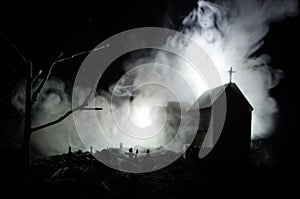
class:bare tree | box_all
[2,34,106,175]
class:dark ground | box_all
[0,139,299,198]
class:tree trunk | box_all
[22,62,32,177]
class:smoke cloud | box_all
[181,0,298,139]
[11,0,298,156]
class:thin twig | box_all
[1,32,28,63]
[57,52,64,59]
[31,44,109,105]
[32,52,62,85]
[32,69,43,84]
[82,107,103,111]
[31,85,102,133]
[31,107,102,133]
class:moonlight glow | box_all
[130,105,152,128]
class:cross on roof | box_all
[227,67,235,83]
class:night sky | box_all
[0,0,299,152]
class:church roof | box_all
[189,83,253,111]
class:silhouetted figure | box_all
[134,149,139,161]
[130,95,134,102]
[90,146,93,153]
[125,148,134,160]
[145,149,151,160]
[68,146,72,154]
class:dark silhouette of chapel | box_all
[185,83,253,165]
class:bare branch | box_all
[31,85,102,133]
[32,69,43,84]
[32,51,63,85]
[31,106,102,133]
[58,52,64,59]
[1,32,28,63]
[31,44,109,105]
[82,107,103,111]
